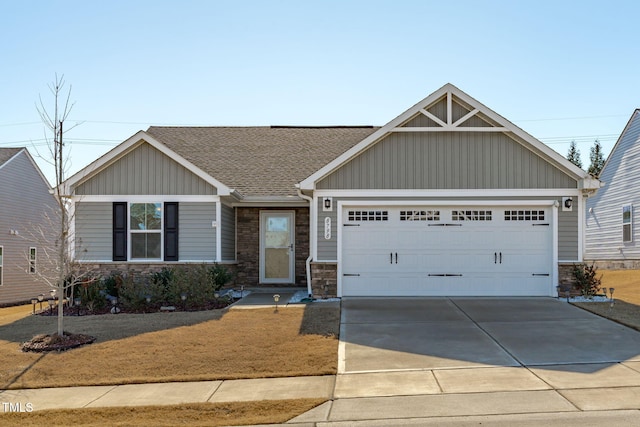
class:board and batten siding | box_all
[0,150,57,303]
[317,132,577,190]
[586,110,640,260]
[75,202,113,261]
[220,204,236,261]
[179,202,216,261]
[75,142,217,196]
[316,197,578,261]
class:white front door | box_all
[341,205,554,296]
[260,211,295,284]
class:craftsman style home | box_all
[63,84,600,297]
[585,109,640,267]
[0,148,57,304]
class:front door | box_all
[260,211,295,283]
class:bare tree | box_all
[32,74,85,336]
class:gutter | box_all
[296,184,313,297]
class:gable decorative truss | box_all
[392,90,507,133]
[299,83,599,192]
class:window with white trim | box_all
[347,210,388,221]
[130,203,162,259]
[504,210,545,221]
[29,247,36,274]
[452,210,492,221]
[0,246,3,285]
[623,205,633,242]
[400,210,440,221]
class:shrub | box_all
[117,273,164,311]
[208,263,233,291]
[572,263,602,297]
[78,277,106,312]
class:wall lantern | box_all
[322,197,333,212]
[562,197,573,211]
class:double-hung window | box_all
[623,205,633,243]
[113,202,178,262]
[130,203,162,259]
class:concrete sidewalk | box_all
[0,376,335,411]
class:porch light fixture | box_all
[323,197,333,211]
[564,198,573,209]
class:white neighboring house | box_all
[0,148,57,304]
[585,109,640,267]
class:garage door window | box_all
[504,210,545,221]
[400,210,440,221]
[452,210,492,221]
[347,210,388,221]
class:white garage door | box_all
[341,206,553,296]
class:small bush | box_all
[572,263,602,297]
[78,278,106,312]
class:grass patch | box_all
[572,269,640,331]
[0,303,339,389]
[0,399,326,426]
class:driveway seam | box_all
[448,298,523,367]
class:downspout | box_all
[296,185,313,297]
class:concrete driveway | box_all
[292,297,640,424]
[339,298,640,373]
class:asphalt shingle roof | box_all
[146,126,379,197]
[0,148,23,167]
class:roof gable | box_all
[63,131,233,196]
[300,83,597,191]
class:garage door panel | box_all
[341,205,553,297]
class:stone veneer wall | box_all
[80,262,238,286]
[311,262,337,298]
[587,260,640,270]
[236,207,309,287]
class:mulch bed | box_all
[21,331,96,353]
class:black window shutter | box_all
[113,202,127,261]
[164,202,179,261]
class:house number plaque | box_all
[324,217,331,239]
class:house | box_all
[0,148,58,304]
[63,84,600,297]
[585,109,640,267]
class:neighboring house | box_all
[63,84,600,297]
[585,109,640,267]
[0,148,57,304]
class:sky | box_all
[1,0,638,185]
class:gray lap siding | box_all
[74,201,217,262]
